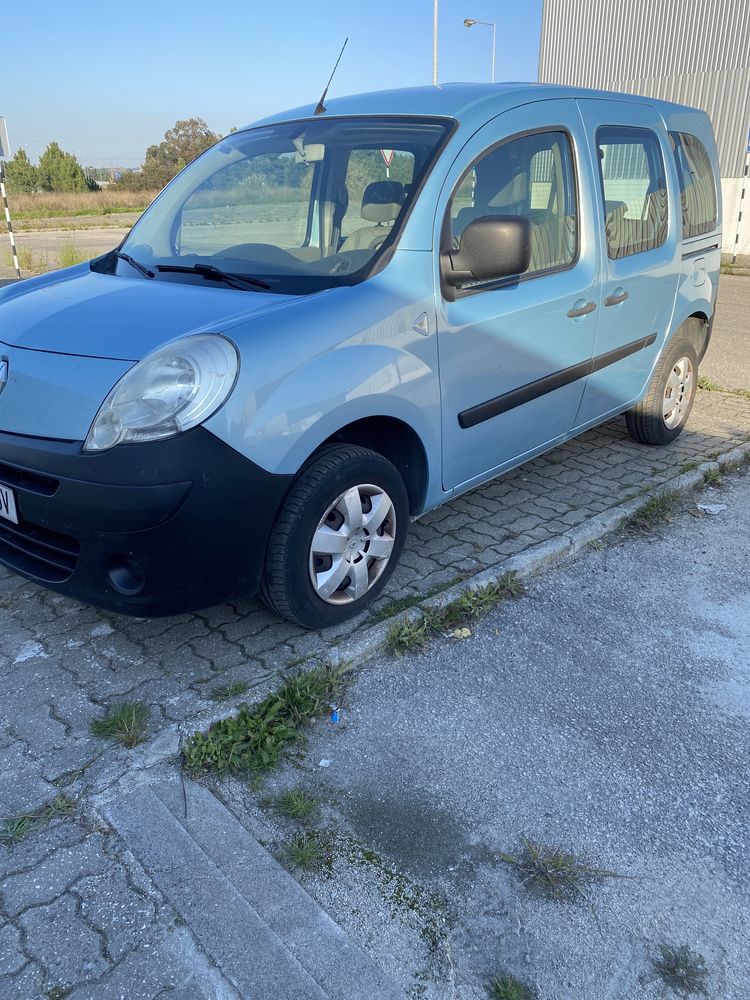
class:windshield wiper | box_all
[114,250,154,279]
[155,263,271,291]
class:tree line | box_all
[2,118,221,195]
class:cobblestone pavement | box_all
[2,315,750,994]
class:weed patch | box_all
[57,239,88,268]
[499,837,622,901]
[276,788,318,821]
[625,489,683,533]
[702,467,722,487]
[653,944,709,995]
[698,375,750,400]
[385,572,523,657]
[208,681,249,702]
[183,666,341,774]
[491,974,536,1000]
[0,795,75,849]
[285,831,330,871]
[90,701,150,748]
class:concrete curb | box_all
[324,438,750,669]
[90,435,750,792]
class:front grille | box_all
[0,516,79,583]
[0,461,59,497]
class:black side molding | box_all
[458,334,657,430]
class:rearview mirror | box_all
[442,215,532,288]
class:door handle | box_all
[567,301,597,319]
[604,289,629,307]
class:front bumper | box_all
[0,428,291,616]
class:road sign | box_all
[380,148,394,167]
[0,118,10,159]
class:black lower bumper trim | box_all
[0,428,291,616]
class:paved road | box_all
[279,472,750,998]
[703,274,750,389]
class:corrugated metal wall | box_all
[538,0,750,177]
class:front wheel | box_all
[261,445,409,628]
[625,340,698,446]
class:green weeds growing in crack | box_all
[275,788,318,822]
[702,467,723,487]
[680,460,699,473]
[45,987,73,1000]
[653,944,709,996]
[490,974,536,1000]
[385,572,523,657]
[0,795,76,849]
[90,701,150,748]
[370,573,471,624]
[499,837,622,902]
[182,666,342,775]
[208,681,249,702]
[698,375,750,399]
[625,489,683,533]
[285,831,331,871]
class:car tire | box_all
[625,339,699,446]
[261,445,409,629]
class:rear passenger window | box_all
[596,126,668,259]
[670,132,717,238]
[448,130,577,284]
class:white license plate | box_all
[0,483,18,524]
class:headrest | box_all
[361,180,405,223]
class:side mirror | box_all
[442,215,532,288]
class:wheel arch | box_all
[312,416,429,517]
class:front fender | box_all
[206,341,441,477]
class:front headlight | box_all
[84,334,239,452]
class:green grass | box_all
[499,837,622,901]
[702,467,723,487]
[57,239,87,268]
[182,666,342,774]
[90,701,150,748]
[384,572,524,657]
[490,974,536,1000]
[653,944,709,996]
[208,681,249,702]
[285,831,329,870]
[0,795,75,849]
[625,489,683,533]
[276,788,318,821]
[698,375,750,400]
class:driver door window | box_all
[448,130,577,287]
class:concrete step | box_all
[106,776,405,1000]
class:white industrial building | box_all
[538,0,750,257]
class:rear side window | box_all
[448,129,577,284]
[670,132,717,238]
[596,126,668,259]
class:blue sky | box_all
[4,0,542,167]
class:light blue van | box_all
[0,84,721,627]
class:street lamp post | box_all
[463,17,496,83]
[433,0,439,84]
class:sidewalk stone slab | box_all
[106,778,406,1000]
[19,894,110,985]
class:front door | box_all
[573,99,680,426]
[436,100,602,491]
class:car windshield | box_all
[117,116,452,295]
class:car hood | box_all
[0,264,295,360]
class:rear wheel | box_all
[261,445,409,628]
[625,339,698,445]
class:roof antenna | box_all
[315,37,348,115]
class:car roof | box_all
[244,82,702,133]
